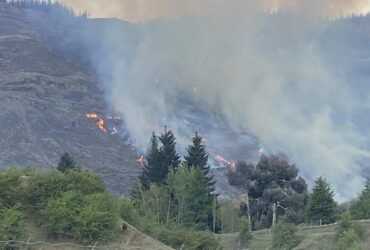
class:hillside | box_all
[219,220,370,250]
[0,2,139,194]
[19,221,174,250]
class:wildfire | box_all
[86,113,98,119]
[215,154,236,171]
[137,155,145,166]
[86,112,108,133]
[96,118,107,133]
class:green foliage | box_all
[0,207,25,243]
[272,222,300,250]
[26,170,67,211]
[219,200,240,233]
[74,193,117,243]
[184,132,215,193]
[168,166,213,230]
[139,132,161,188]
[139,129,180,188]
[44,191,117,243]
[0,168,26,208]
[159,128,181,174]
[229,156,308,230]
[26,169,106,212]
[136,216,222,250]
[306,177,336,224]
[119,197,138,224]
[337,229,361,250]
[351,179,370,220]
[43,191,82,236]
[239,216,252,248]
[336,213,362,250]
[57,152,77,173]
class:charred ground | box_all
[0,2,139,194]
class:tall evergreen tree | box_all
[184,132,216,193]
[351,179,370,220]
[139,129,180,188]
[57,153,76,173]
[306,177,336,224]
[158,128,181,174]
[139,132,161,188]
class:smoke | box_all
[59,0,370,21]
[68,1,370,201]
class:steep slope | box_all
[0,3,139,194]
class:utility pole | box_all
[242,193,252,231]
[213,194,216,233]
[272,202,277,227]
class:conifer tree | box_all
[57,153,76,173]
[306,177,336,224]
[184,132,216,193]
[351,179,370,220]
[158,128,181,174]
[139,132,161,189]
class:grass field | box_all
[0,218,174,250]
[219,220,370,250]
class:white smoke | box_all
[80,2,370,201]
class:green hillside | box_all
[219,220,370,250]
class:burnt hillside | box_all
[0,2,139,194]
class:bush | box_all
[336,213,362,250]
[337,229,361,250]
[44,192,117,243]
[0,169,26,208]
[119,197,138,224]
[26,170,68,211]
[0,207,25,249]
[272,222,301,250]
[74,193,118,243]
[43,191,82,236]
[239,216,252,248]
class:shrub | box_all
[0,207,25,249]
[239,216,252,248]
[272,222,300,250]
[336,213,362,250]
[136,217,222,250]
[0,169,26,208]
[43,191,82,236]
[74,193,118,243]
[119,197,138,224]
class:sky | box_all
[59,0,370,22]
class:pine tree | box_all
[139,132,161,189]
[306,177,336,224]
[158,128,181,174]
[351,179,370,220]
[184,132,216,193]
[57,153,76,173]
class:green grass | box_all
[219,220,370,250]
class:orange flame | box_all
[137,155,145,166]
[86,113,98,119]
[215,154,236,171]
[96,118,107,133]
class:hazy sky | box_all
[60,0,370,21]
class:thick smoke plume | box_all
[60,0,370,21]
[58,1,370,200]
